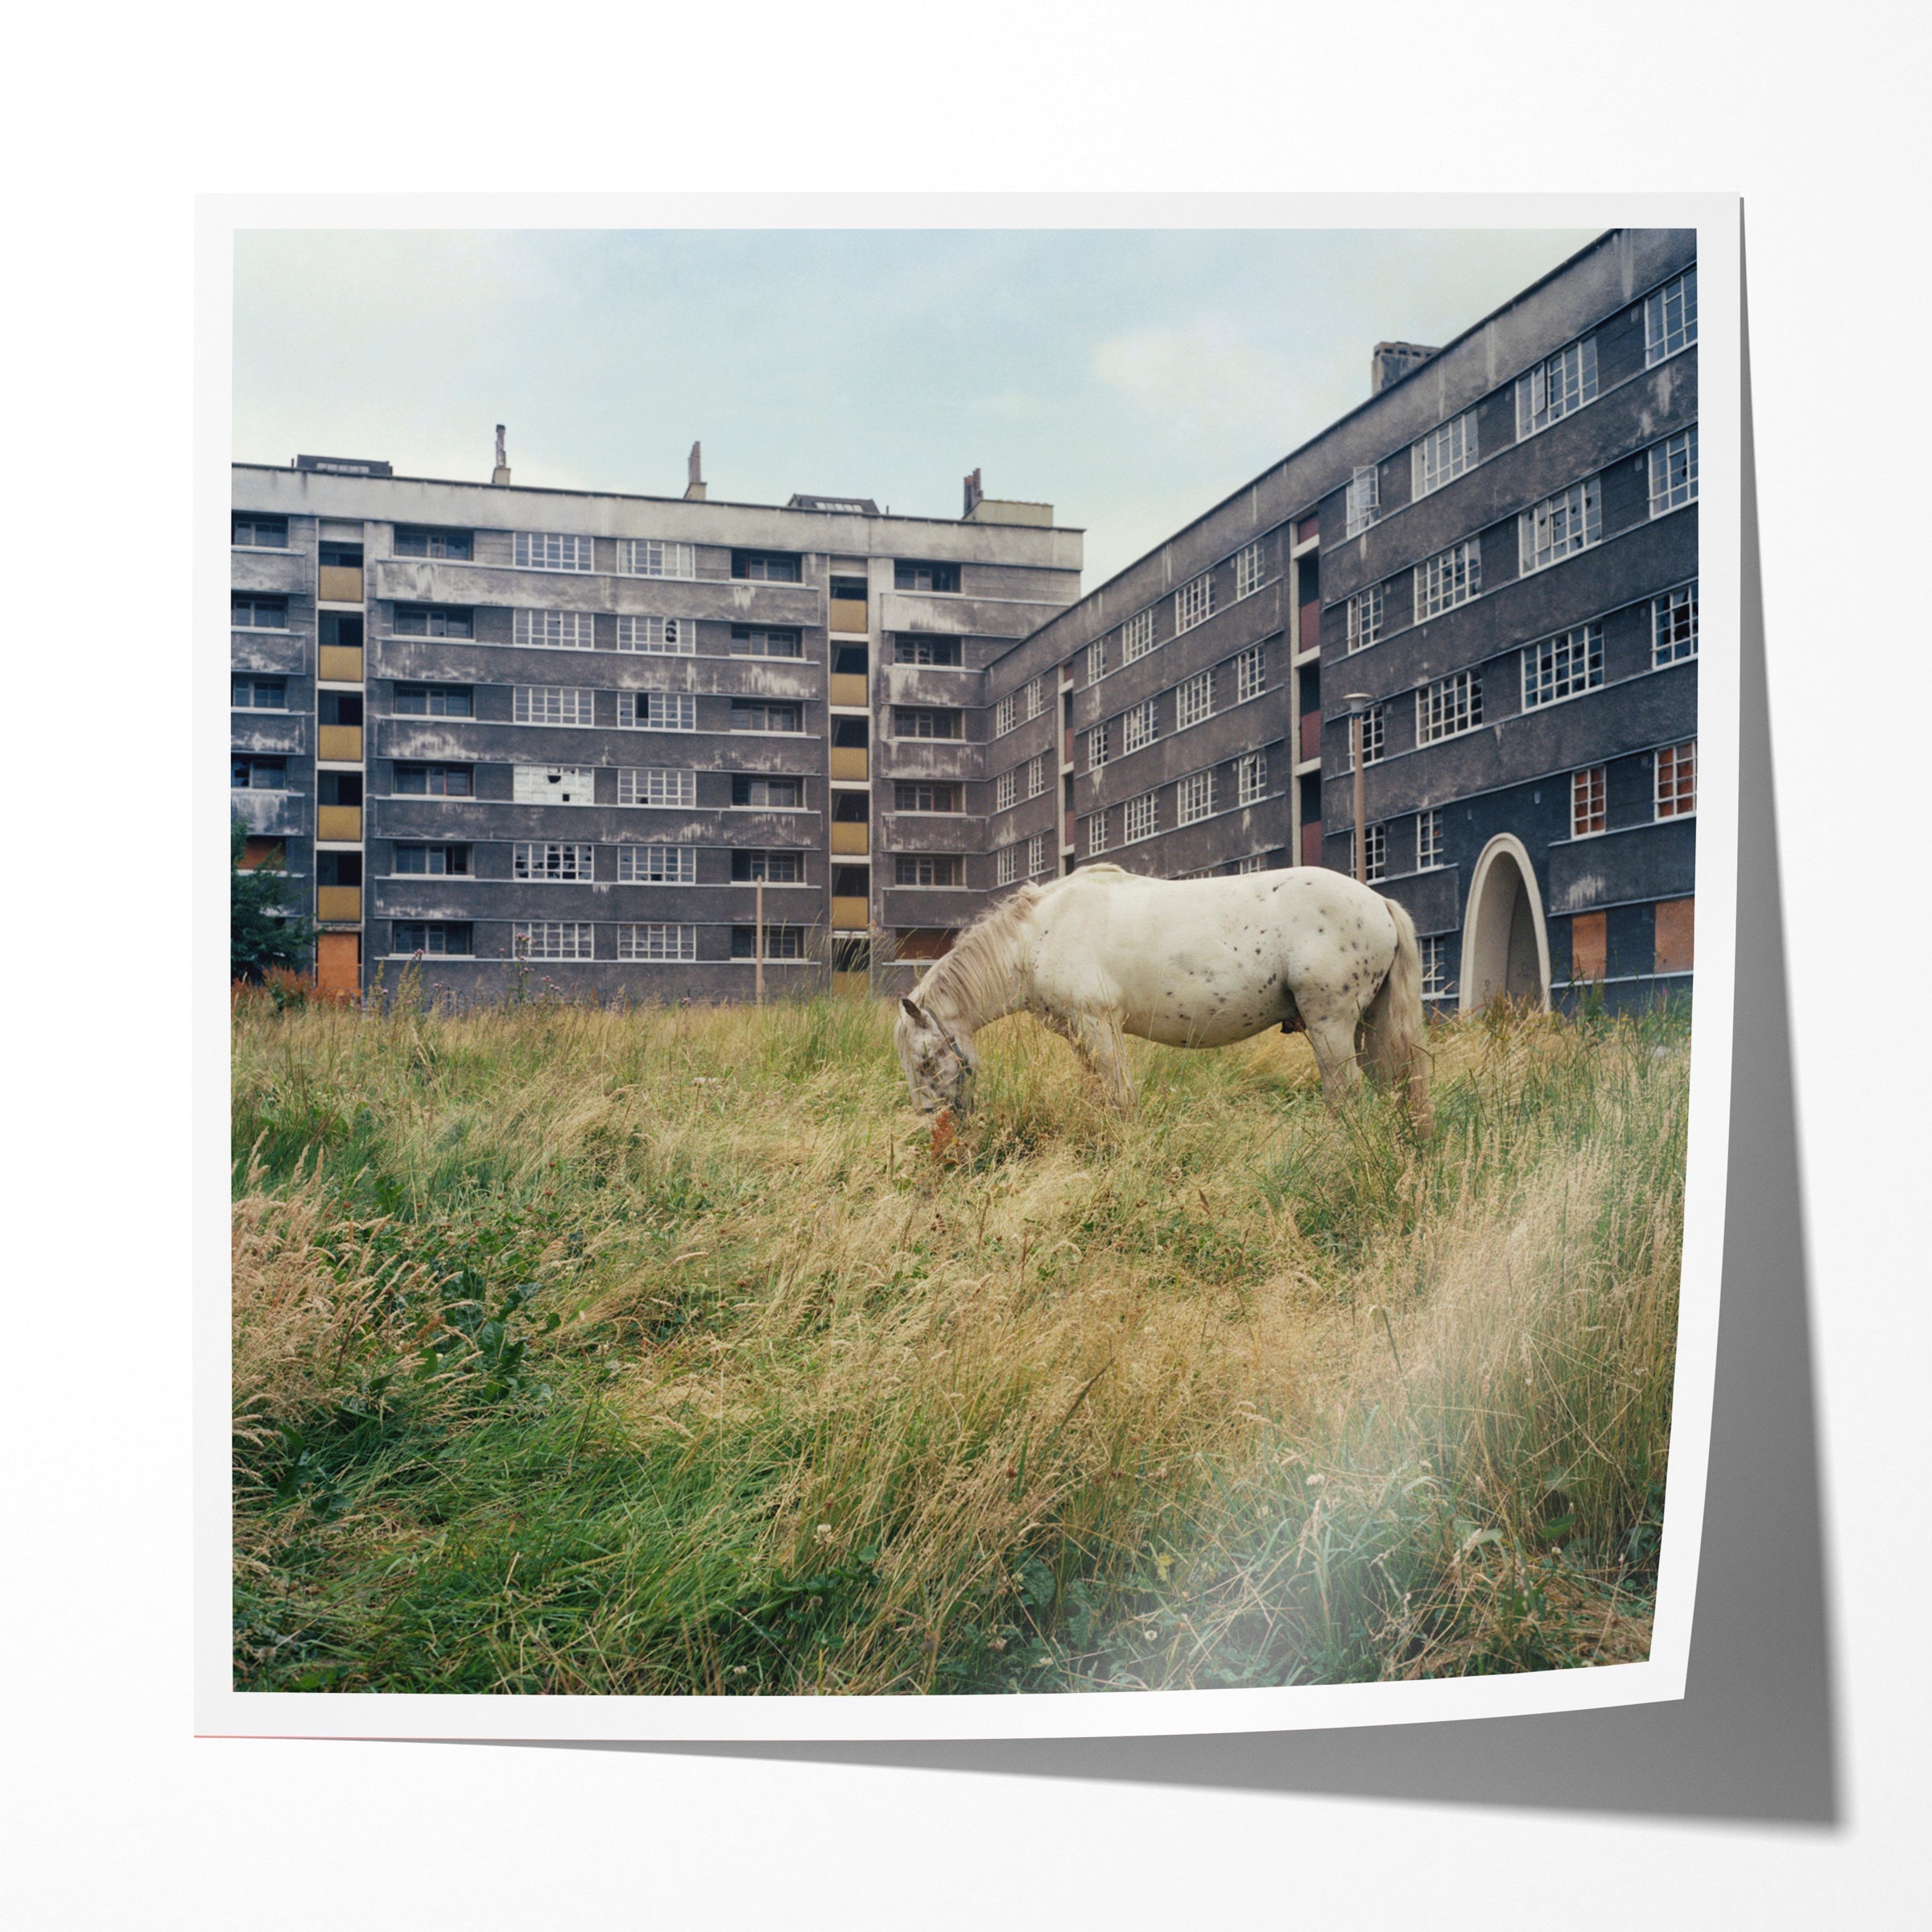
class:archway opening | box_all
[1461,837,1550,1013]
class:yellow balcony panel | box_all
[318,645,365,683]
[318,724,363,762]
[830,896,869,931]
[316,805,362,841]
[828,672,869,708]
[318,564,365,604]
[316,886,361,922]
[828,746,869,781]
[830,821,869,855]
[828,597,869,635]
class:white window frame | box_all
[1087,809,1110,856]
[1174,572,1216,635]
[1236,854,1266,875]
[1234,644,1265,704]
[514,840,597,882]
[615,615,690,655]
[1236,750,1267,807]
[1418,808,1443,870]
[1124,791,1158,844]
[1086,636,1108,683]
[618,691,696,732]
[1649,427,1699,517]
[514,608,595,652]
[617,767,696,808]
[1520,477,1603,575]
[621,539,696,580]
[1414,539,1481,620]
[1233,540,1265,601]
[1416,671,1482,745]
[1344,465,1381,538]
[896,853,960,888]
[995,692,1018,736]
[997,844,1018,886]
[1121,609,1155,663]
[617,844,696,884]
[1346,585,1384,654]
[1572,766,1607,840]
[513,531,595,573]
[1411,411,1477,497]
[1088,720,1112,770]
[1024,678,1046,720]
[1521,622,1605,708]
[1348,704,1386,770]
[1653,583,1699,667]
[1655,740,1697,819]
[1124,697,1157,753]
[1026,754,1046,799]
[1176,769,1213,826]
[1177,669,1212,730]
[1515,337,1600,437]
[1419,935,1450,1000]
[513,765,596,805]
[995,768,1018,813]
[512,920,596,960]
[1028,834,1046,877]
[618,923,696,961]
[1645,267,1698,366]
[1364,823,1387,883]
[514,685,597,727]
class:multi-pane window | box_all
[1415,539,1481,619]
[396,762,473,797]
[619,691,696,731]
[895,707,961,739]
[1412,410,1478,497]
[622,539,696,579]
[732,551,801,583]
[729,774,802,807]
[897,854,961,887]
[1177,770,1214,825]
[1088,721,1112,769]
[995,693,1018,735]
[1020,834,1041,877]
[1645,267,1698,365]
[1236,854,1266,875]
[1233,645,1265,703]
[996,844,1019,886]
[395,683,473,716]
[1653,584,1699,666]
[1522,623,1605,708]
[514,609,594,651]
[1236,750,1267,806]
[1572,766,1607,838]
[514,841,595,882]
[230,595,287,629]
[514,921,595,960]
[514,532,594,572]
[394,604,472,638]
[730,626,802,658]
[1026,754,1047,799]
[1417,671,1482,745]
[232,515,287,547]
[514,685,596,726]
[616,615,691,655]
[619,923,696,960]
[620,767,696,807]
[1124,697,1158,753]
[1364,823,1388,883]
[1174,572,1216,634]
[1233,540,1265,601]
[394,922,473,957]
[512,765,592,804]
[1347,585,1384,653]
[231,676,287,708]
[894,635,961,666]
[394,844,469,876]
[1516,337,1600,436]
[731,700,801,733]
[394,527,471,560]
[1121,609,1155,663]
[1649,427,1699,515]
[1178,670,1212,729]
[1088,809,1111,856]
[1417,808,1443,869]
[618,844,696,883]
[894,560,960,592]
[731,849,800,882]
[1125,791,1158,843]
[1344,464,1381,537]
[731,925,805,960]
[1656,741,1697,819]
[1344,705,1387,771]
[895,782,961,813]
[1085,636,1108,683]
[1521,478,1602,573]
[1025,678,1046,720]
[995,769,1018,812]
[1419,935,1449,999]
[231,756,287,789]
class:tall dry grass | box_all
[231,982,1685,1693]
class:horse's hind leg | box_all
[1301,1002,1365,1108]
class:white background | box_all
[9,3,1926,1925]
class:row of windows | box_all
[391,921,815,962]
[1087,646,1265,771]
[1082,543,1270,688]
[995,836,1054,886]
[1084,752,1268,857]
[382,842,812,883]
[234,761,808,809]
[993,676,1052,737]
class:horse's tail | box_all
[1362,895,1433,1136]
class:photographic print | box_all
[205,197,1737,1740]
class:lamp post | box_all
[1344,691,1373,884]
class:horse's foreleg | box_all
[1050,1009,1134,1109]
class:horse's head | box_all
[895,995,979,1117]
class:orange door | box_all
[316,931,361,1000]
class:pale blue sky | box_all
[233,227,1598,588]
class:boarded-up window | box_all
[1571,911,1608,984]
[1655,898,1695,975]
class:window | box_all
[514,531,594,572]
[1124,697,1158,753]
[1025,678,1046,720]
[619,923,696,960]
[730,699,800,733]
[514,921,595,960]
[1026,754,1046,799]
[621,844,698,883]
[394,922,473,957]
[1412,410,1478,497]
[1418,671,1482,744]
[623,539,696,580]
[1177,770,1214,826]
[622,767,696,807]
[231,755,287,789]
[1645,267,1698,365]
[1125,792,1158,843]
[514,841,596,882]
[1233,645,1265,704]
[897,854,961,887]
[1523,623,1604,708]
[232,515,287,548]
[1364,823,1387,883]
[1088,721,1112,769]
[1232,540,1266,601]
[1029,834,1047,877]
[726,625,803,660]
[894,708,961,740]
[1653,583,1699,666]
[1178,670,1212,729]
[610,615,687,655]
[1088,809,1111,856]
[1656,740,1697,819]
[394,683,472,717]
[1174,572,1216,634]
[1415,539,1481,619]
[732,551,802,583]
[1521,479,1602,574]
[1235,854,1265,875]
[1121,609,1155,663]
[1342,464,1385,539]
[1418,809,1443,869]
[732,849,801,883]
[894,560,959,592]
[997,844,1018,886]
[995,693,1018,736]
[512,765,592,804]
[396,762,473,797]
[611,691,692,732]
[1347,586,1384,653]
[394,844,469,876]
[394,604,472,638]
[514,685,596,727]
[1649,427,1699,516]
[1572,766,1607,838]
[231,676,287,709]
[1348,704,1387,768]
[896,782,961,813]
[895,635,962,667]
[1419,935,1449,999]
[1087,637,1108,683]
[513,609,594,652]
[1236,750,1267,806]
[732,925,804,960]
[996,768,1018,812]
[730,774,803,808]
[230,595,287,629]
[394,527,472,560]
[1516,337,1599,436]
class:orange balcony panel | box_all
[239,838,284,871]
[318,645,365,683]
[1654,897,1695,975]
[1298,711,1321,763]
[318,724,363,762]
[828,597,869,634]
[318,564,365,604]
[829,746,869,781]
[316,886,361,923]
[830,896,869,931]
[316,805,362,841]
[831,821,869,855]
[1300,819,1323,868]
[1571,911,1608,983]
[828,672,869,708]
[316,932,361,998]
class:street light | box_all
[1344,691,1373,885]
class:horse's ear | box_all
[899,995,924,1023]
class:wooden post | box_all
[755,877,765,1006]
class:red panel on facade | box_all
[1571,912,1608,983]
[1300,820,1323,867]
[1299,600,1320,651]
[316,931,361,1001]
[1295,514,1319,545]
[1655,898,1695,975]
[1298,710,1321,762]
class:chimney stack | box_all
[491,424,511,485]
[963,467,983,518]
[684,440,707,502]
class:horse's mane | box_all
[913,881,1046,1022]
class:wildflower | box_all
[815,1522,834,1542]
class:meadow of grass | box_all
[230,976,1686,1697]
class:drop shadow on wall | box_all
[465,217,1840,1826]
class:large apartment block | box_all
[233,227,1697,1013]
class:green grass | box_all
[231,981,1686,1695]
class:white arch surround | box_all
[1458,833,1552,1013]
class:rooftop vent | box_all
[786,493,880,515]
[1371,341,1439,394]
[295,453,393,477]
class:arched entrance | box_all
[1459,834,1551,1013]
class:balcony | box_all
[1298,711,1321,764]
[828,597,869,635]
[831,821,869,855]
[318,564,365,604]
[317,724,364,762]
[316,886,362,923]
[830,896,869,931]
[829,746,869,781]
[828,672,869,708]
[316,805,362,841]
[318,645,365,683]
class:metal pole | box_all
[1352,714,1367,884]
[755,877,765,1006]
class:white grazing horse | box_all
[893,863,1430,1132]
